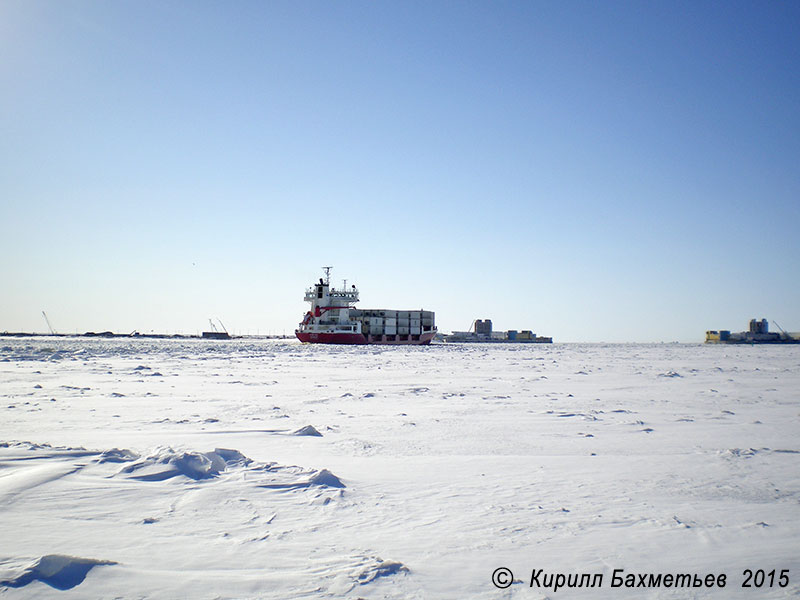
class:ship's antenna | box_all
[343,279,347,291]
[322,266,332,286]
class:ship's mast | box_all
[322,266,333,286]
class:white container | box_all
[410,326,421,335]
[398,326,409,335]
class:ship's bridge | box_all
[304,283,359,307]
[329,288,359,302]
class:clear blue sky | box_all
[2,1,798,341]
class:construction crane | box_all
[41,311,55,335]
[208,318,229,334]
[773,320,790,340]
[203,318,231,340]
[216,319,229,335]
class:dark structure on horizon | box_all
[706,318,800,344]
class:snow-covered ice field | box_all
[0,338,798,598]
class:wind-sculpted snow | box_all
[113,446,344,487]
[0,555,117,591]
[97,447,139,463]
[356,558,409,584]
[0,338,799,597]
[293,424,323,437]
[0,442,343,488]
[117,447,252,481]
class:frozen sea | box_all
[0,338,798,598]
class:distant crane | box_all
[773,320,790,339]
[208,318,229,335]
[216,319,229,335]
[41,311,55,335]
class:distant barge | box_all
[201,331,231,340]
[706,319,800,344]
[444,319,552,344]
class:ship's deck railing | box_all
[329,290,359,300]
[305,287,359,299]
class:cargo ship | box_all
[444,319,552,343]
[705,318,800,344]
[295,268,436,345]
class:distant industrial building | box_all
[444,319,552,343]
[706,318,800,344]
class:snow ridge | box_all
[0,555,116,591]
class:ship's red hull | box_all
[295,331,366,345]
[295,330,435,345]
